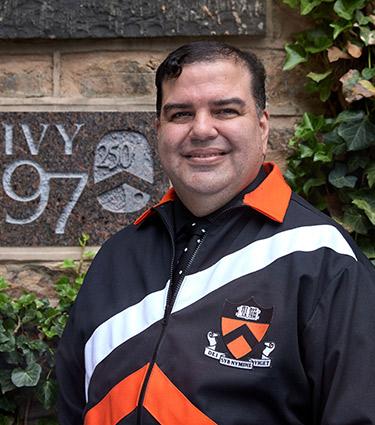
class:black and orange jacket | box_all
[56,163,375,425]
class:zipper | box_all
[136,211,175,425]
[136,204,243,424]
[165,232,207,317]
[136,213,207,424]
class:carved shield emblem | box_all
[221,297,273,359]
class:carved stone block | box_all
[0,112,169,246]
[0,1,266,38]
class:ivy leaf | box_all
[295,113,327,139]
[334,110,364,124]
[347,153,369,172]
[362,67,375,80]
[307,70,332,82]
[300,28,333,53]
[327,46,350,61]
[313,144,334,162]
[11,363,42,387]
[340,69,363,102]
[328,163,358,188]
[303,176,326,194]
[365,163,375,188]
[334,0,367,20]
[0,278,7,291]
[355,10,372,26]
[330,20,352,39]
[343,206,371,234]
[61,259,76,270]
[359,238,375,259]
[359,26,375,45]
[301,0,323,15]
[305,74,333,101]
[37,379,58,410]
[338,116,375,151]
[355,80,375,98]
[300,144,314,158]
[283,43,308,70]
[347,41,362,58]
[0,370,16,394]
[351,193,375,224]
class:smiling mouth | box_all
[185,152,227,158]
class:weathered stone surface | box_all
[0,0,266,39]
[0,112,169,246]
[266,123,295,172]
[0,55,52,97]
[0,263,62,304]
[61,52,162,97]
[262,49,322,115]
[270,1,312,48]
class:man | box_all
[56,41,375,425]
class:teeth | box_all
[188,153,224,158]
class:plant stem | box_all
[23,397,31,425]
[368,47,372,68]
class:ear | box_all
[155,118,160,134]
[259,110,270,155]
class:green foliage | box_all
[0,234,93,424]
[283,0,375,264]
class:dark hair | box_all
[155,41,266,117]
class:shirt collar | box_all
[134,162,291,225]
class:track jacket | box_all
[56,162,375,425]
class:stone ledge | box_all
[0,247,100,262]
[0,97,308,115]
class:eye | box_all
[169,111,193,122]
[214,108,240,118]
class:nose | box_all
[189,111,218,141]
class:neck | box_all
[174,189,239,217]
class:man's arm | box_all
[55,303,86,424]
[302,260,375,424]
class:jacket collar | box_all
[134,162,291,225]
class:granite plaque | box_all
[0,112,169,246]
[0,0,266,39]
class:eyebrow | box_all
[211,98,246,107]
[162,98,245,113]
[162,103,192,113]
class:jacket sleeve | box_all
[55,302,86,425]
[301,260,375,424]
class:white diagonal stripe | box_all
[172,224,356,314]
[84,224,356,399]
[84,281,170,399]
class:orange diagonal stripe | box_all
[84,364,149,425]
[144,364,217,425]
[247,323,269,342]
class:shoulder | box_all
[283,192,373,271]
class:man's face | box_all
[156,59,269,205]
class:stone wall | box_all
[0,0,315,290]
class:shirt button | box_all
[192,222,196,227]
[184,247,188,252]
[197,239,201,243]
[179,270,183,275]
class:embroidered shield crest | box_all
[221,297,273,359]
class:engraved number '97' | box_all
[3,160,88,234]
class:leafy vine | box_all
[282,0,375,264]
[0,234,94,424]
